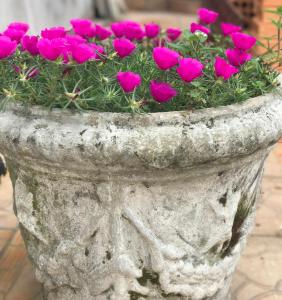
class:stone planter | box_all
[0,76,282,300]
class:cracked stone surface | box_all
[0,74,282,299]
[1,148,282,300]
[0,141,282,300]
[2,143,282,300]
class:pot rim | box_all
[1,75,282,174]
[5,75,282,123]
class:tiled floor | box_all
[0,143,282,300]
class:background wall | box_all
[125,0,201,13]
[0,0,94,33]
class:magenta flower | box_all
[231,32,256,51]
[95,24,112,41]
[150,81,177,103]
[145,23,160,39]
[198,8,219,24]
[90,43,105,60]
[71,43,94,64]
[113,38,136,58]
[221,23,241,36]
[21,35,39,56]
[166,27,182,41]
[70,19,95,38]
[190,23,210,35]
[65,34,86,45]
[37,38,66,61]
[3,28,25,43]
[124,21,144,40]
[136,30,146,41]
[153,47,180,70]
[41,27,67,39]
[8,22,29,33]
[111,22,125,38]
[177,58,204,82]
[226,48,252,67]
[0,36,17,59]
[117,71,142,93]
[214,56,238,80]
[13,65,21,73]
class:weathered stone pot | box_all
[1,76,282,300]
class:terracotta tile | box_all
[0,229,14,256]
[237,237,282,287]
[259,295,282,300]
[0,210,18,230]
[10,230,25,247]
[5,262,42,300]
[0,173,13,209]
[264,144,282,178]
[0,268,19,293]
[236,282,268,300]
[0,229,15,243]
[0,243,26,270]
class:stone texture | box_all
[1,145,282,300]
[1,76,282,299]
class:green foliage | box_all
[261,6,282,67]
[0,27,280,113]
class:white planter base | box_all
[14,149,267,300]
[1,77,282,299]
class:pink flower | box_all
[150,81,177,103]
[153,47,180,70]
[214,56,238,80]
[70,19,96,38]
[13,65,21,73]
[95,24,112,41]
[166,27,182,41]
[117,71,142,93]
[124,21,145,40]
[0,36,17,59]
[71,43,94,64]
[198,8,219,24]
[3,28,25,43]
[90,43,105,60]
[37,38,66,61]
[177,58,204,82]
[8,22,29,33]
[113,38,136,58]
[231,32,256,51]
[65,34,86,45]
[21,35,39,56]
[190,23,210,35]
[136,30,146,41]
[41,27,67,39]
[111,22,125,38]
[221,23,241,36]
[145,23,160,39]
[226,48,252,67]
